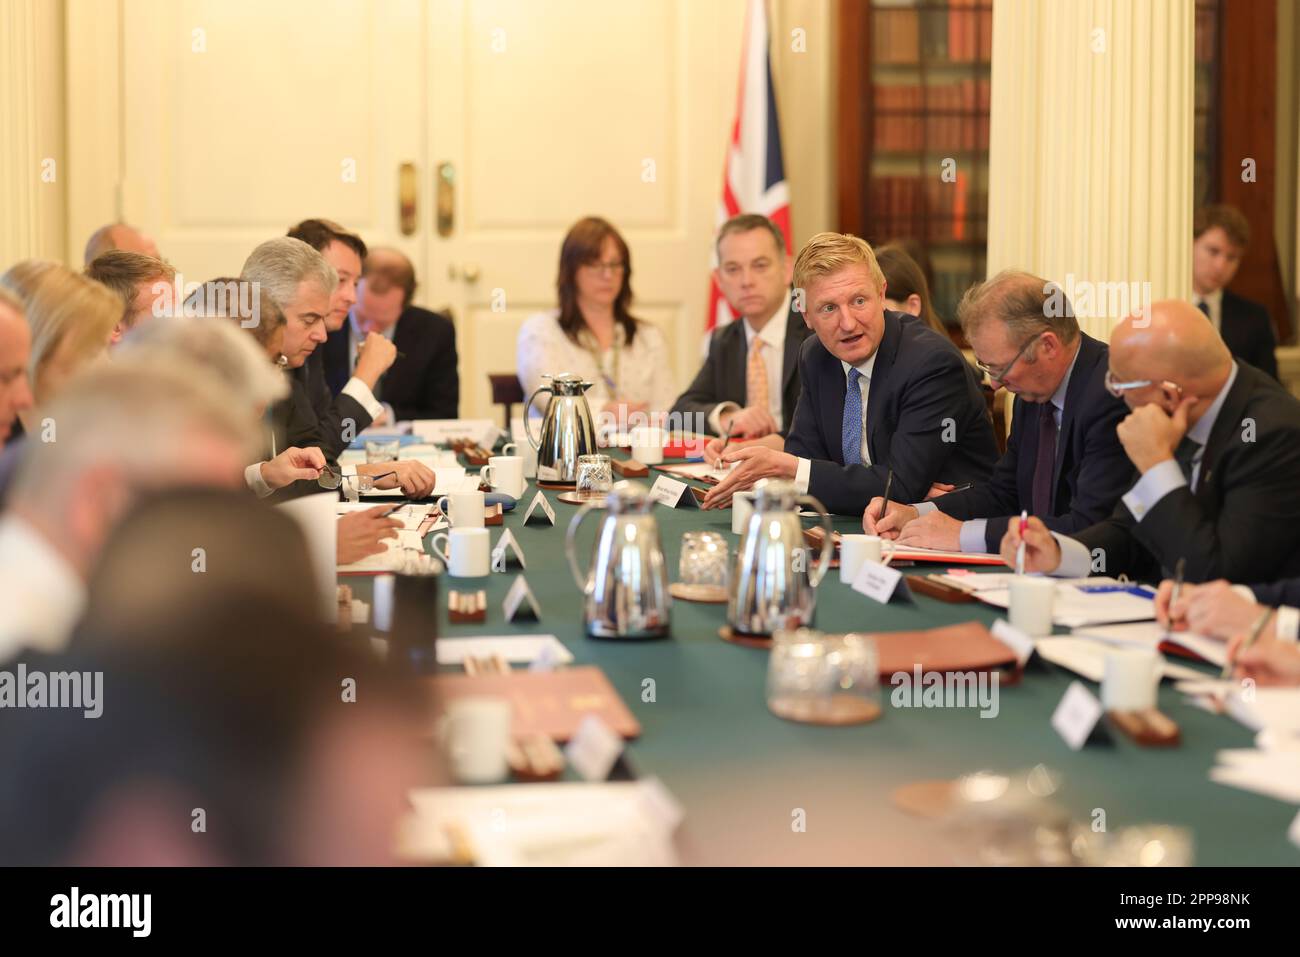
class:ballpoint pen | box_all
[878,469,894,525]
[1015,509,1028,575]
[1221,608,1275,680]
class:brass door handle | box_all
[436,162,455,237]
[399,162,418,236]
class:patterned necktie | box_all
[842,368,863,466]
[746,338,769,411]
[1031,403,1057,515]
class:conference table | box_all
[349,462,1299,866]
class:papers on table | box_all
[335,502,438,531]
[1071,621,1227,668]
[937,575,1157,627]
[435,634,573,667]
[338,446,461,469]
[653,462,731,482]
[1207,691,1300,803]
[398,780,681,866]
[410,418,501,449]
[1210,750,1300,804]
[1035,637,1205,684]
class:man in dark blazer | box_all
[1003,300,1300,585]
[865,271,1132,553]
[702,232,998,516]
[671,214,810,437]
[322,247,459,422]
[1192,203,1278,379]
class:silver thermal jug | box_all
[524,372,598,484]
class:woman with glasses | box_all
[517,216,676,427]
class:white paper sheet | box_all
[1072,621,1227,667]
[973,583,1156,627]
[1035,637,1206,683]
[435,634,573,666]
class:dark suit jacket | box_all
[670,300,811,435]
[784,310,999,516]
[323,306,459,421]
[303,350,371,460]
[933,333,1134,550]
[1075,361,1300,584]
[1251,579,1300,608]
[1220,289,1278,380]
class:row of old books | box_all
[867,173,988,244]
[874,78,991,152]
[872,0,993,65]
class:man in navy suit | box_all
[865,270,1132,552]
[1192,204,1277,379]
[322,247,459,422]
[702,232,997,516]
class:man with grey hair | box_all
[866,270,1131,553]
[240,237,434,497]
[83,222,160,265]
[0,362,257,660]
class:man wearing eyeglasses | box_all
[864,271,1131,553]
[1003,299,1300,584]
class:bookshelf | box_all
[837,0,992,342]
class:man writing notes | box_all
[865,271,1132,552]
[702,232,997,516]
[671,214,810,437]
[1003,300,1300,584]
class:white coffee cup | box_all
[1102,647,1160,711]
[481,455,525,499]
[436,489,486,528]
[1008,577,1056,636]
[630,426,664,465]
[732,491,756,535]
[839,534,884,584]
[443,696,512,784]
[431,527,491,577]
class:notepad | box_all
[971,582,1156,627]
[1035,637,1205,683]
[1071,621,1226,667]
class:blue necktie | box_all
[842,368,863,465]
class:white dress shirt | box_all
[516,309,677,415]
[793,351,878,494]
[708,290,791,434]
[915,341,1082,552]
[1193,287,1224,334]
[1051,363,1239,577]
[346,310,397,424]
[0,515,85,661]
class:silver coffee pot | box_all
[565,481,671,639]
[524,372,598,484]
[728,478,833,637]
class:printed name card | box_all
[491,528,526,572]
[648,475,698,509]
[992,619,1036,668]
[1052,681,1104,751]
[851,560,910,604]
[565,714,625,782]
[522,490,556,526]
[502,574,541,623]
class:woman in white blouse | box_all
[517,217,676,428]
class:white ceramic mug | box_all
[443,696,512,784]
[436,489,485,528]
[630,426,664,465]
[839,534,884,584]
[732,491,756,535]
[431,527,491,577]
[1008,577,1056,636]
[1102,647,1160,711]
[481,455,525,499]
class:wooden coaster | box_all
[612,458,649,478]
[768,693,882,726]
[484,503,504,526]
[536,479,576,490]
[557,490,608,506]
[891,780,959,819]
[508,733,565,783]
[448,590,487,623]
[669,582,728,603]
[718,625,774,649]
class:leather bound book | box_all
[868,622,1018,677]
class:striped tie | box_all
[746,338,769,411]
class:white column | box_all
[987,0,1195,340]
[0,0,66,268]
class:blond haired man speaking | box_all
[704,232,997,516]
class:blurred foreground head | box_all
[0,594,425,865]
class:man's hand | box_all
[1116,396,1196,473]
[721,405,779,440]
[896,509,963,551]
[701,445,799,508]
[259,446,326,491]
[358,460,437,498]
[998,515,1062,573]
[336,507,402,565]
[703,433,784,469]
[1227,632,1298,686]
[1157,578,1266,641]
[925,482,957,500]
[863,498,918,540]
[353,332,398,389]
